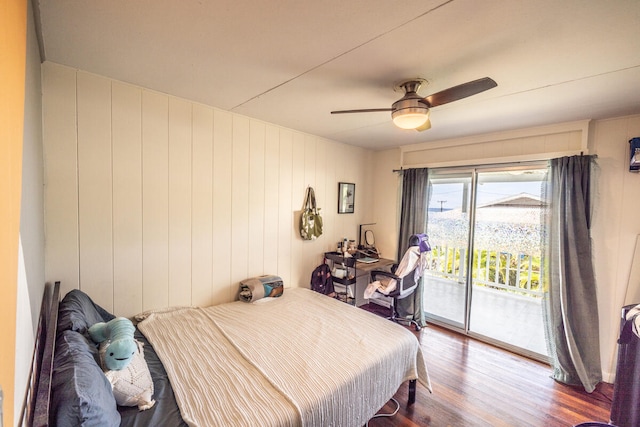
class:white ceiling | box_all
[35,0,640,151]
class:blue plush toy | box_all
[88,317,137,371]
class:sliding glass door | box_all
[423,171,473,328]
[424,164,549,359]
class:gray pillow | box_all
[51,330,120,427]
[58,289,115,335]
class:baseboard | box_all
[603,369,615,383]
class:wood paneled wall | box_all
[43,62,372,317]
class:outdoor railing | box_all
[425,245,544,298]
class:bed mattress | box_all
[137,288,430,427]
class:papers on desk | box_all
[357,257,379,264]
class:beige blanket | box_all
[137,288,431,427]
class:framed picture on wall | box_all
[338,182,355,214]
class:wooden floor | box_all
[363,308,614,427]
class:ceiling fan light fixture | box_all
[392,107,430,129]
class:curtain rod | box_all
[392,153,596,173]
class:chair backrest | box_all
[393,246,422,298]
[397,269,418,298]
[393,233,430,297]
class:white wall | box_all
[20,0,45,324]
[371,148,401,261]
[373,116,640,382]
[42,62,373,317]
[401,120,589,168]
[15,0,44,420]
[590,114,640,381]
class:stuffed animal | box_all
[88,317,137,371]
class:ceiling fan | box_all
[331,77,497,131]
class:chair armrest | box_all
[370,270,401,281]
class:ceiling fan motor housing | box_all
[392,80,430,116]
[391,97,430,116]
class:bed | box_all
[22,281,431,426]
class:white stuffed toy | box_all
[100,339,156,410]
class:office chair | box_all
[370,234,429,331]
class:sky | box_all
[428,170,547,210]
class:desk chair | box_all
[370,234,429,331]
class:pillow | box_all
[239,275,284,302]
[58,289,115,335]
[101,340,156,410]
[51,330,121,427]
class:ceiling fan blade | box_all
[331,108,393,114]
[424,77,497,108]
[415,118,432,132]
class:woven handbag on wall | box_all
[300,187,323,240]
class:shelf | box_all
[334,293,355,305]
[324,251,357,267]
[331,275,356,286]
[324,251,358,305]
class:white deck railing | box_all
[426,245,543,298]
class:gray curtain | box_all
[396,168,429,327]
[543,155,602,392]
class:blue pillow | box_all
[58,289,115,335]
[51,330,120,427]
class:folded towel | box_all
[239,275,284,303]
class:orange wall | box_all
[0,0,27,425]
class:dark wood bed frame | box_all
[19,281,59,427]
[17,281,416,426]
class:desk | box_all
[324,252,395,306]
